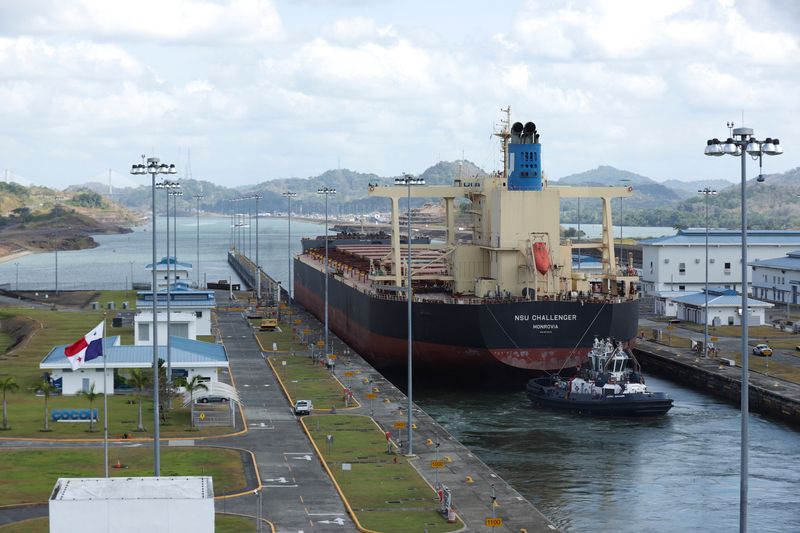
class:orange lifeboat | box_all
[532,242,551,275]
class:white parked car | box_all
[294,400,313,416]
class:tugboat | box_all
[526,338,673,416]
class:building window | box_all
[138,323,150,342]
[679,285,685,291]
[679,262,686,275]
[724,262,731,274]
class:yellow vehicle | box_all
[753,344,773,357]
[260,318,278,331]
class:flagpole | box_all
[102,316,108,478]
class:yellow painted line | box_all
[216,512,276,533]
[267,356,295,406]
[267,355,360,412]
[210,445,263,501]
[299,416,381,533]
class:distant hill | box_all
[661,178,737,199]
[59,162,800,231]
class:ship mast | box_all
[493,106,511,180]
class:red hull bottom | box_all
[295,284,589,375]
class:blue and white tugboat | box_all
[526,338,673,416]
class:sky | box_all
[0,0,798,189]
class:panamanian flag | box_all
[64,322,104,371]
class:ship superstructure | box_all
[294,108,640,377]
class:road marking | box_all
[317,518,345,525]
[263,477,288,483]
[307,513,345,516]
[291,454,312,461]
[262,484,298,488]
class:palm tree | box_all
[77,383,100,432]
[129,369,150,431]
[1,376,20,430]
[178,375,208,429]
[32,378,59,432]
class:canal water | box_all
[1,219,798,532]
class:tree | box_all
[129,369,150,432]
[0,376,20,430]
[77,383,101,432]
[31,378,59,432]
[177,375,208,429]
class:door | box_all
[82,378,90,393]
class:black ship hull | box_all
[526,377,673,416]
[294,259,640,379]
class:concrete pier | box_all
[634,340,800,426]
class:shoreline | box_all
[0,249,33,265]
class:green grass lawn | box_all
[254,320,309,353]
[0,446,248,506]
[0,391,234,438]
[269,355,353,410]
[304,415,461,533]
[0,307,233,438]
[0,514,257,532]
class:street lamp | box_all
[395,174,425,456]
[130,155,176,477]
[699,187,717,358]
[156,180,180,393]
[704,127,782,533]
[317,187,336,363]
[283,192,297,309]
[252,194,262,301]
[14,262,19,291]
[618,178,631,269]
[192,193,205,288]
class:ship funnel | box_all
[511,122,524,144]
[523,122,537,144]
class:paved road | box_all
[213,309,356,532]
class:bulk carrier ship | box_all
[294,108,640,380]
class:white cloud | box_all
[1,0,283,44]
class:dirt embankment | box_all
[0,211,132,259]
[0,315,41,356]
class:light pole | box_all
[129,261,135,290]
[53,233,58,294]
[14,262,19,291]
[395,174,425,456]
[283,192,297,308]
[618,178,631,269]
[704,129,782,532]
[317,187,336,362]
[699,187,717,357]
[252,194,262,301]
[156,180,180,393]
[193,193,205,288]
[130,155,176,477]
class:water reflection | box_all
[416,376,800,533]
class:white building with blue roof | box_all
[671,288,773,326]
[750,250,800,305]
[134,282,215,345]
[640,229,800,295]
[40,336,229,395]
[147,256,194,290]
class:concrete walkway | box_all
[213,309,356,532]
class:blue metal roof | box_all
[750,251,800,270]
[641,229,800,246]
[42,336,227,367]
[145,256,193,270]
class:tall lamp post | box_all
[317,187,336,362]
[283,192,297,309]
[704,129,782,532]
[156,180,180,393]
[130,155,176,477]
[193,193,205,288]
[618,178,631,269]
[252,194,262,301]
[395,174,425,456]
[699,187,717,358]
